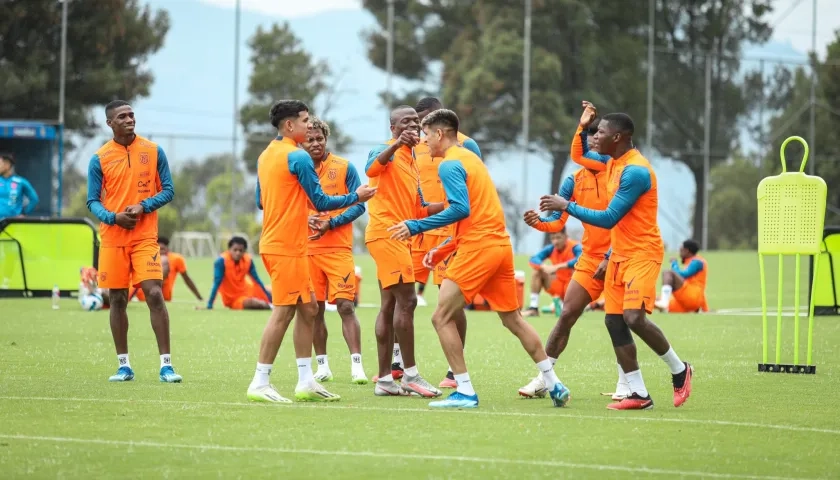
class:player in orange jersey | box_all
[206,236,271,310]
[131,236,202,303]
[541,107,693,410]
[389,109,570,408]
[655,239,709,313]
[303,118,368,384]
[86,100,180,383]
[522,229,582,317]
[247,100,376,404]
[365,105,445,398]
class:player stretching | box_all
[86,100,180,383]
[541,110,693,410]
[366,105,444,398]
[247,100,375,403]
[389,109,570,408]
[206,237,272,310]
[655,239,709,313]
[303,118,369,384]
[519,103,631,400]
[522,229,582,317]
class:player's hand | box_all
[194,305,207,311]
[523,209,541,227]
[125,204,144,216]
[593,259,608,280]
[580,101,597,127]
[539,194,569,212]
[114,212,138,230]
[423,249,437,269]
[308,218,330,240]
[397,130,419,147]
[307,214,320,230]
[387,222,412,241]
[355,184,377,202]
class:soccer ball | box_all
[80,294,104,311]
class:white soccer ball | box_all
[80,294,104,311]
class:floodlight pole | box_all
[385,0,395,130]
[808,0,817,175]
[521,0,532,208]
[230,0,241,231]
[57,0,69,216]
[645,0,654,151]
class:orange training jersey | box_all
[86,135,174,247]
[365,139,432,242]
[529,239,581,283]
[404,144,509,252]
[307,154,365,254]
[256,136,359,256]
[218,251,253,305]
[677,255,707,291]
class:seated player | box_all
[655,239,709,313]
[131,236,203,303]
[206,237,272,310]
[522,229,582,317]
[79,266,110,309]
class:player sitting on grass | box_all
[79,266,110,310]
[522,229,582,317]
[130,237,203,303]
[206,237,272,310]
[655,239,709,313]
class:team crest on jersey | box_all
[328,169,337,180]
[99,272,107,282]
[139,152,149,164]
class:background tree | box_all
[706,156,764,249]
[240,23,350,173]
[0,0,170,135]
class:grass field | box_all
[1,251,838,479]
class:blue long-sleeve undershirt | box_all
[580,130,611,164]
[406,160,469,235]
[140,146,174,213]
[565,165,651,229]
[529,242,582,268]
[671,258,704,279]
[462,138,482,159]
[539,175,575,223]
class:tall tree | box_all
[240,23,349,172]
[651,0,774,240]
[0,0,170,134]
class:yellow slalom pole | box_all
[775,254,784,364]
[794,253,801,365]
[759,254,768,364]
[807,253,820,366]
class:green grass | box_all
[1,252,838,479]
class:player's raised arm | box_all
[365,143,397,177]
[86,154,116,225]
[405,160,469,236]
[327,162,366,228]
[570,101,609,171]
[141,146,175,212]
[289,150,360,211]
[565,165,651,229]
[206,257,225,309]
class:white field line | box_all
[0,434,821,480]
[1,396,837,436]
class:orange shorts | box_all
[367,238,414,288]
[98,240,162,289]
[261,254,314,306]
[570,253,606,301]
[669,283,705,313]
[309,251,356,304]
[447,244,520,312]
[604,258,661,315]
[411,233,449,285]
[546,278,570,298]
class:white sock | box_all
[316,354,329,371]
[536,358,558,391]
[548,356,557,366]
[117,354,130,369]
[616,363,630,394]
[659,347,686,375]
[379,374,393,382]
[160,354,171,368]
[661,285,673,303]
[296,358,314,388]
[625,369,649,397]
[404,365,418,377]
[454,372,476,396]
[530,293,540,308]
[251,363,272,388]
[351,353,363,371]
[393,344,403,367]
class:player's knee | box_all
[430,309,449,331]
[336,299,355,317]
[110,290,128,309]
[143,285,165,308]
[558,304,581,329]
[622,310,645,329]
[395,292,417,315]
[299,301,318,320]
[605,314,634,347]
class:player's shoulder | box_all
[457,131,471,142]
[368,142,391,156]
[135,135,159,150]
[169,252,185,262]
[9,174,27,184]
[326,153,350,168]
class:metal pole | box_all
[57,0,69,217]
[645,0,655,151]
[230,0,241,231]
[521,0,532,208]
[385,0,395,125]
[701,54,712,250]
[808,0,817,175]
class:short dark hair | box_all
[269,100,309,128]
[105,100,131,119]
[420,108,459,133]
[586,117,600,135]
[601,113,635,136]
[551,227,567,235]
[228,236,248,249]
[415,97,443,113]
[683,239,700,255]
[389,105,416,126]
[0,152,14,165]
[157,236,170,246]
